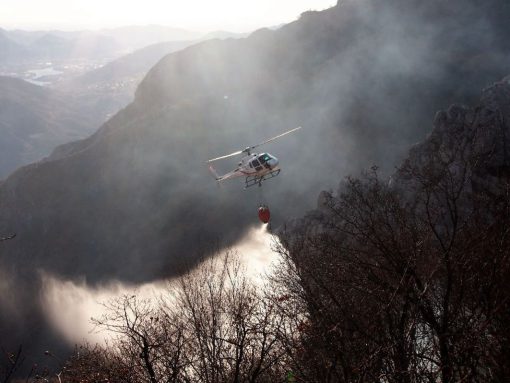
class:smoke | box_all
[0,268,23,321]
[232,224,280,281]
[39,274,168,344]
[39,224,278,345]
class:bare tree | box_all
[92,294,172,383]
[89,253,288,383]
[170,253,287,383]
[1,346,24,383]
[61,343,132,383]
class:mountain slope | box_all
[0,28,28,63]
[56,32,247,114]
[0,76,97,178]
[1,0,510,356]
[0,26,203,65]
[55,40,210,120]
[70,31,246,89]
[98,25,202,52]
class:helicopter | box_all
[206,126,301,188]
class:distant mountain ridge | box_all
[0,28,28,62]
[0,76,97,178]
[98,25,202,51]
[0,25,204,64]
[56,32,246,114]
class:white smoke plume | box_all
[40,224,278,344]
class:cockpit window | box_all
[252,159,260,167]
[258,154,271,163]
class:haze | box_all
[0,0,336,32]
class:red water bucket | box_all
[258,206,271,224]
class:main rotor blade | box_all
[206,150,244,163]
[251,126,302,150]
[206,127,302,163]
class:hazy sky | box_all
[0,0,336,32]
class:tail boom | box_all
[208,165,221,180]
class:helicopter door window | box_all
[251,159,260,167]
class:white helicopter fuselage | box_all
[238,152,279,176]
[208,152,279,184]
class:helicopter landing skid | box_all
[245,169,281,189]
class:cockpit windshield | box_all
[258,154,271,163]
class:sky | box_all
[0,0,337,32]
